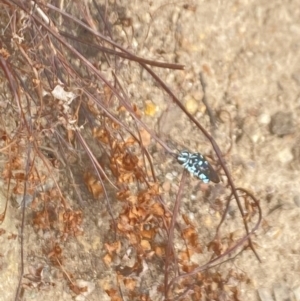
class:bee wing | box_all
[206,162,220,183]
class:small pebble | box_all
[184,96,198,115]
[165,172,176,181]
[293,286,300,301]
[270,112,295,136]
[277,148,293,164]
[258,113,271,125]
[144,100,157,116]
[162,181,171,192]
[293,195,300,207]
[75,279,95,301]
[273,282,291,301]
[257,288,274,301]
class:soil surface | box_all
[1,1,300,301]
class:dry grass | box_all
[0,1,262,300]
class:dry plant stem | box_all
[218,109,233,156]
[17,42,44,107]
[0,161,11,224]
[31,142,68,208]
[141,63,261,261]
[14,144,32,301]
[199,72,217,128]
[40,142,85,207]
[47,139,86,207]
[3,3,263,299]
[30,0,260,242]
[164,171,187,300]
[45,3,185,70]
[54,15,173,158]
[13,68,65,208]
[0,56,21,111]
[75,129,117,236]
[0,137,18,152]
[55,257,75,286]
[75,128,118,190]
[0,186,9,224]
[116,275,126,301]
[0,51,43,297]
[92,0,112,38]
[10,1,177,156]
[216,187,262,237]
[166,189,262,299]
[59,30,184,70]
[109,74,175,154]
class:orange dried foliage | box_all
[228,269,248,282]
[118,171,135,183]
[126,194,138,204]
[140,229,155,240]
[105,241,121,255]
[33,209,51,230]
[118,105,127,112]
[132,104,142,118]
[122,153,139,170]
[207,238,224,256]
[134,206,149,220]
[105,288,122,301]
[140,239,151,251]
[127,232,140,245]
[181,227,202,252]
[63,210,83,236]
[181,263,199,273]
[103,253,112,266]
[128,206,139,220]
[67,128,75,143]
[119,17,133,27]
[124,136,136,146]
[117,216,133,233]
[137,184,160,202]
[0,47,10,59]
[154,245,165,257]
[83,171,103,198]
[110,121,120,130]
[2,153,49,202]
[7,233,17,240]
[123,278,137,291]
[93,127,110,144]
[13,172,25,181]
[179,248,194,262]
[118,103,141,118]
[48,243,63,265]
[103,85,113,103]
[86,97,101,116]
[128,292,152,301]
[149,203,164,216]
[139,128,151,147]
[116,188,131,201]
[191,285,202,300]
[12,181,26,195]
[244,198,257,222]
[110,150,143,183]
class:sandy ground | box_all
[1,0,300,300]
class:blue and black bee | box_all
[177,150,220,183]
